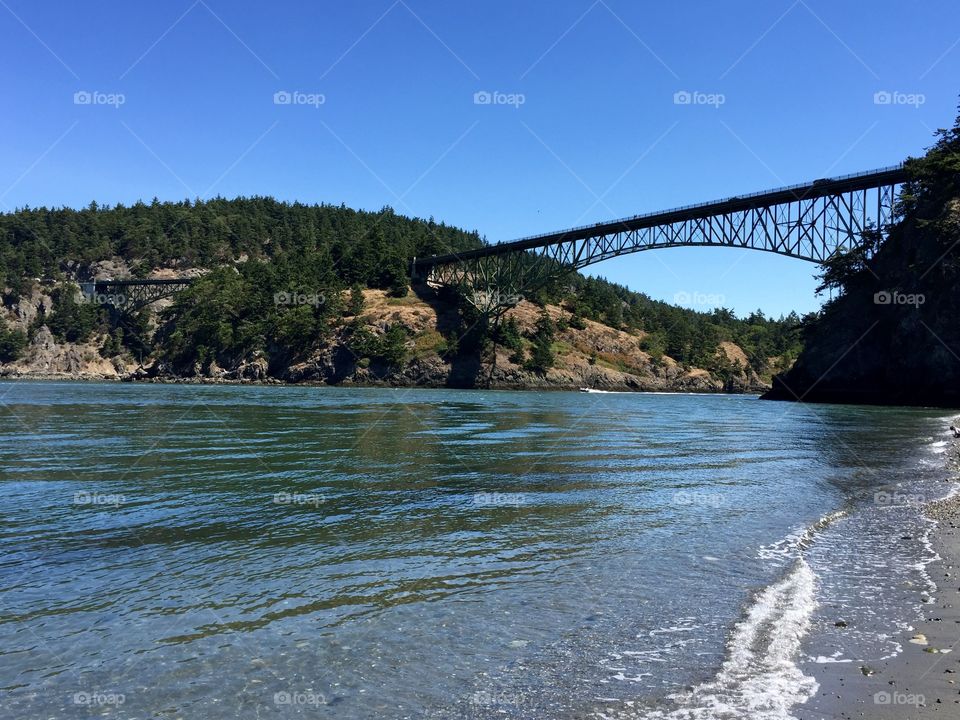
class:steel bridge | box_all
[80,278,194,313]
[413,165,908,314]
[73,165,908,317]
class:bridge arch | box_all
[415,166,906,314]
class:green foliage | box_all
[0,318,27,362]
[494,317,524,352]
[272,305,319,357]
[639,332,666,361]
[100,327,124,358]
[116,310,153,361]
[0,182,812,379]
[0,197,482,293]
[493,316,526,365]
[156,248,347,370]
[380,324,409,367]
[815,227,883,299]
[348,284,366,315]
[768,101,960,403]
[347,322,409,368]
[897,103,960,229]
[347,324,380,358]
[159,268,260,370]
[46,287,102,343]
[540,274,802,372]
[381,259,410,298]
[524,310,556,374]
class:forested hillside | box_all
[0,194,805,389]
[0,199,478,294]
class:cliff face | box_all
[1,288,768,393]
[764,111,960,407]
[277,292,767,392]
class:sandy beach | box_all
[799,431,960,719]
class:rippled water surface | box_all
[0,382,953,719]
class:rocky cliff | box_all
[1,287,768,393]
[763,108,960,407]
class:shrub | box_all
[0,319,27,362]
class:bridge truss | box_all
[80,278,195,313]
[414,165,907,315]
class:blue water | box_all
[0,382,953,719]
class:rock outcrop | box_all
[763,110,960,407]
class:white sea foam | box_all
[928,440,949,454]
[757,510,847,563]
[640,559,819,720]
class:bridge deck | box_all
[415,164,908,268]
[92,278,194,288]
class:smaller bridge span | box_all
[80,278,195,313]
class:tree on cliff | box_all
[524,310,556,374]
[0,318,26,362]
[765,101,960,406]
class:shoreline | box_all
[0,373,762,395]
[798,425,960,719]
[11,374,959,408]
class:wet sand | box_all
[799,432,960,719]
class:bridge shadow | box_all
[410,281,485,389]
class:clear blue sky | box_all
[1,0,957,316]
